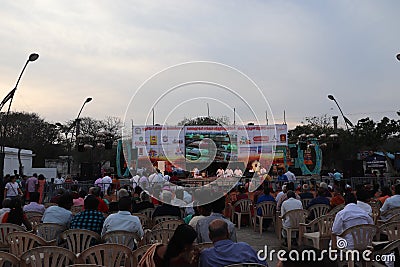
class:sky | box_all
[0,0,399,130]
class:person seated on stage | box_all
[23,192,45,213]
[152,190,181,219]
[138,224,197,267]
[199,219,266,267]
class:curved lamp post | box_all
[75,97,92,138]
[328,94,353,130]
[396,54,400,61]
[0,53,39,181]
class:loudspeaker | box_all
[289,147,298,158]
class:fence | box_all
[350,176,400,189]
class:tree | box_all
[177,116,230,126]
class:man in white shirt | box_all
[380,184,400,220]
[332,193,374,249]
[216,168,224,178]
[275,185,287,204]
[224,168,234,178]
[101,197,144,240]
[130,173,140,189]
[285,168,296,182]
[280,190,303,245]
[356,189,372,217]
[42,193,73,227]
[54,174,65,185]
[101,173,112,194]
[233,167,243,177]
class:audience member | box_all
[132,191,154,213]
[88,187,109,213]
[73,190,86,206]
[299,184,314,199]
[1,197,32,230]
[332,193,373,249]
[281,190,303,245]
[277,182,301,211]
[256,187,275,214]
[378,186,392,205]
[330,187,345,208]
[199,219,266,267]
[197,196,237,243]
[50,188,65,204]
[318,182,332,198]
[70,195,105,234]
[42,193,73,227]
[307,188,330,209]
[138,224,197,267]
[101,196,144,240]
[23,192,45,213]
[380,184,400,219]
[152,191,181,218]
[276,185,287,203]
[188,202,212,229]
[0,198,12,220]
[356,188,372,216]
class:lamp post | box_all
[327,94,353,131]
[396,54,400,61]
[0,53,39,181]
[75,97,92,139]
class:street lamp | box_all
[75,97,92,138]
[396,54,400,61]
[327,94,353,130]
[0,53,39,181]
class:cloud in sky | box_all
[0,0,399,129]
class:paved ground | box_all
[236,225,281,266]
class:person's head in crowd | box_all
[162,190,173,204]
[238,185,246,194]
[211,196,225,214]
[175,188,184,200]
[10,175,16,183]
[395,184,400,195]
[317,187,326,197]
[356,189,370,203]
[56,188,65,196]
[162,224,197,267]
[118,196,132,212]
[2,198,11,209]
[134,186,143,196]
[287,190,296,199]
[263,186,272,196]
[117,188,130,199]
[319,182,328,190]
[209,219,230,242]
[89,186,101,197]
[196,202,212,217]
[282,184,287,193]
[70,184,79,192]
[38,174,45,181]
[302,184,310,192]
[333,187,343,196]
[287,182,295,191]
[8,197,28,228]
[29,192,40,203]
[84,195,99,211]
[58,193,73,210]
[140,191,151,202]
[78,190,87,199]
[381,186,392,197]
[344,193,357,205]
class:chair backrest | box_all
[282,209,308,228]
[153,215,181,225]
[20,246,77,267]
[233,199,253,213]
[255,201,276,218]
[62,229,101,255]
[307,204,330,219]
[44,202,58,208]
[7,231,49,258]
[0,223,26,248]
[27,215,43,231]
[0,251,20,267]
[193,242,213,252]
[380,221,400,242]
[381,207,400,219]
[78,244,133,267]
[102,230,141,250]
[328,204,345,216]
[374,239,400,257]
[301,198,312,209]
[380,213,400,224]
[132,244,153,266]
[131,213,151,229]
[340,224,378,250]
[152,219,184,231]
[317,215,335,238]
[36,223,66,242]
[140,208,155,219]
[371,206,381,224]
[141,229,175,246]
[71,205,84,215]
[24,211,44,219]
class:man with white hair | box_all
[152,190,181,218]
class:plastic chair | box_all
[307,204,330,220]
[24,211,44,219]
[231,199,253,229]
[153,215,181,225]
[27,215,43,231]
[253,201,276,235]
[102,230,141,250]
[327,204,345,216]
[152,219,184,231]
[36,223,67,242]
[8,231,55,258]
[372,240,400,267]
[0,251,20,267]
[379,221,400,242]
[380,207,400,221]
[280,209,308,250]
[377,213,400,227]
[20,246,77,267]
[132,244,152,266]
[131,213,151,230]
[299,214,334,249]
[140,208,155,221]
[78,243,133,267]
[0,223,26,251]
[139,229,174,246]
[62,229,101,255]
[300,198,312,209]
